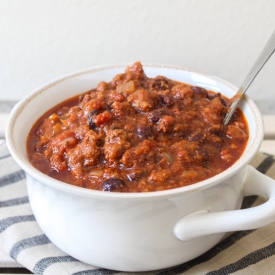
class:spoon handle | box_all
[224,30,275,125]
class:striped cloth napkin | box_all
[1,138,275,275]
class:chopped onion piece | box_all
[116,81,135,96]
[163,152,173,164]
[89,169,104,178]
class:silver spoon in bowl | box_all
[224,30,275,125]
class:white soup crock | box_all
[5,64,275,272]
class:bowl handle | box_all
[174,165,275,241]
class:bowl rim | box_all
[5,63,264,200]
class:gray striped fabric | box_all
[1,139,275,275]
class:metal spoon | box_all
[223,30,275,125]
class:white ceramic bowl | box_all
[6,64,275,272]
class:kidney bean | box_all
[161,94,174,107]
[189,132,206,143]
[137,125,152,139]
[208,92,228,106]
[150,77,169,91]
[192,86,208,97]
[208,125,224,136]
[102,178,126,191]
[88,118,96,130]
[88,110,99,130]
[127,169,143,181]
[147,109,162,123]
